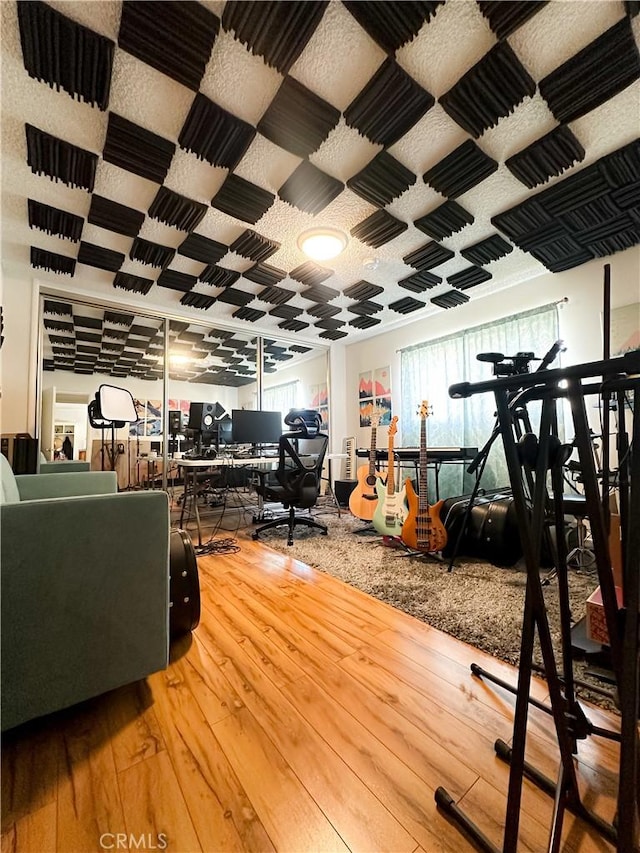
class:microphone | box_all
[536,339,565,372]
[477,352,504,363]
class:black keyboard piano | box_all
[356,446,478,463]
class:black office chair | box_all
[252,409,329,546]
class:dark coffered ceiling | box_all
[3,0,640,348]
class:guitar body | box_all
[372,476,407,536]
[401,479,448,553]
[349,465,385,520]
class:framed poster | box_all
[610,302,640,356]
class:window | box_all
[263,380,300,425]
[400,304,561,497]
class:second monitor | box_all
[231,409,282,446]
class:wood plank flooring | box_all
[1,536,620,853]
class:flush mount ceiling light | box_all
[297,227,348,261]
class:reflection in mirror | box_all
[262,339,330,435]
[40,298,166,489]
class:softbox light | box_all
[97,384,138,423]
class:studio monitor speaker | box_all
[188,402,216,432]
[334,479,357,508]
[168,410,182,434]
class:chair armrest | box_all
[39,461,91,474]
[1,490,170,730]
[15,471,117,500]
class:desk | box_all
[176,457,278,545]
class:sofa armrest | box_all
[1,490,170,730]
[39,461,91,474]
[15,470,117,500]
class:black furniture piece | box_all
[252,409,329,546]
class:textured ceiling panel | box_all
[300,283,340,303]
[18,0,114,110]
[447,264,492,290]
[212,173,275,223]
[256,284,293,304]
[388,296,425,314]
[269,304,303,320]
[493,139,640,272]
[180,291,216,310]
[440,42,536,138]
[398,269,442,292]
[414,199,473,240]
[221,1,328,74]
[350,209,408,248]
[404,240,455,270]
[347,151,416,207]
[149,186,207,232]
[199,265,241,288]
[230,230,280,262]
[88,195,144,237]
[319,328,348,340]
[539,18,640,125]
[278,319,309,332]
[6,0,640,350]
[178,233,227,265]
[157,269,196,292]
[461,234,513,265]
[349,314,381,329]
[348,300,383,315]
[431,289,470,308]
[118,0,219,91]
[278,160,343,214]
[31,247,76,276]
[78,241,124,272]
[26,125,97,191]
[28,199,84,242]
[477,1,547,40]
[232,306,267,322]
[506,125,585,189]
[342,280,384,300]
[257,76,340,158]
[179,94,256,170]
[103,113,175,184]
[342,1,443,53]
[130,237,175,268]
[288,261,333,286]
[344,58,435,146]
[423,139,499,198]
[244,263,287,287]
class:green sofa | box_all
[1,454,170,731]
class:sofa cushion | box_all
[0,454,20,505]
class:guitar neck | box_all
[387,445,395,494]
[419,417,428,510]
[368,428,377,476]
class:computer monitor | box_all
[231,409,282,446]
[217,416,233,446]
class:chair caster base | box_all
[251,532,259,541]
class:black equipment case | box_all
[441,490,522,566]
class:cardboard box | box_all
[586,585,624,646]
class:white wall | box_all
[0,273,37,435]
[342,247,640,447]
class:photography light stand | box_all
[436,351,639,853]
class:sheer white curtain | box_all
[400,304,561,497]
[263,380,300,427]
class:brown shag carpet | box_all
[245,505,618,712]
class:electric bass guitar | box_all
[401,401,448,553]
[372,416,407,536]
[349,411,386,521]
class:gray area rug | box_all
[248,506,618,712]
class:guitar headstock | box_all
[418,400,433,419]
[370,410,382,429]
[388,415,398,437]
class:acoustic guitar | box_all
[372,416,407,536]
[401,401,448,553]
[349,411,386,521]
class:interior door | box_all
[40,385,55,460]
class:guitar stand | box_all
[438,352,639,853]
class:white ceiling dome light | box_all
[297,227,348,262]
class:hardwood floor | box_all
[2,535,620,853]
